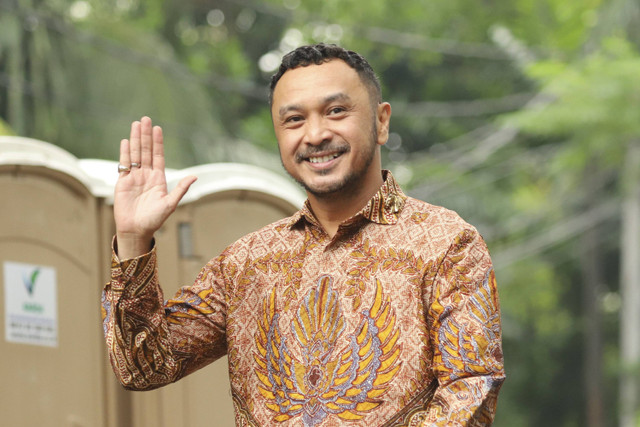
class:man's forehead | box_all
[271,60,365,107]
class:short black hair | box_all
[269,43,381,105]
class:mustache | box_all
[295,142,350,162]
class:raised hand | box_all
[114,116,197,259]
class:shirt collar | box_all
[288,170,408,228]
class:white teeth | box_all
[309,154,338,163]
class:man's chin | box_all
[301,182,340,197]
[300,176,359,199]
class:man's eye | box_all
[285,116,303,123]
[329,107,345,115]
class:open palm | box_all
[114,117,196,259]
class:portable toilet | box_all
[0,137,111,427]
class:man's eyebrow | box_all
[278,104,302,119]
[277,93,352,119]
[324,92,351,104]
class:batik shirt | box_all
[102,171,505,427]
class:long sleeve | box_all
[423,228,505,426]
[101,240,228,390]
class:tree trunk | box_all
[580,163,605,427]
[581,224,604,427]
[620,142,640,427]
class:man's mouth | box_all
[308,153,341,163]
[298,144,349,164]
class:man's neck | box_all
[306,173,384,238]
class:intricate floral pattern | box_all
[102,171,505,426]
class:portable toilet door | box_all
[0,137,109,427]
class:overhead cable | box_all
[392,92,539,118]
[492,199,620,272]
[221,0,521,60]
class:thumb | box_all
[167,175,197,209]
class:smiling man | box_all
[102,44,505,426]
[271,58,390,237]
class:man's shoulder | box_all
[396,196,484,250]
[402,196,476,232]
[221,214,299,255]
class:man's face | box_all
[271,59,390,199]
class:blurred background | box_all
[1,0,639,426]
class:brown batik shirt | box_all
[102,171,505,426]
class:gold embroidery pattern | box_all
[254,275,402,426]
[346,238,424,311]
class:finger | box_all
[129,120,141,165]
[119,139,131,175]
[167,176,197,209]
[152,125,165,171]
[140,116,153,168]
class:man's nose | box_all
[304,116,332,145]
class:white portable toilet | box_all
[0,137,111,427]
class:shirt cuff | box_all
[110,235,157,292]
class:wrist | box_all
[115,232,154,260]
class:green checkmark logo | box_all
[23,268,40,296]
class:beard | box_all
[281,121,379,199]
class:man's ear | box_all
[376,102,392,146]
